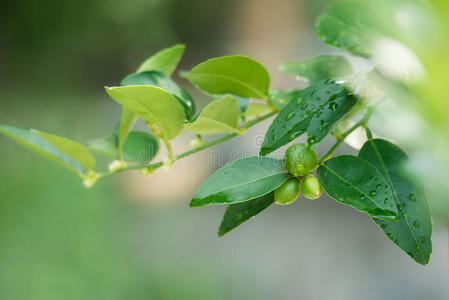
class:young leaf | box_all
[359,139,432,265]
[184,96,244,135]
[315,1,372,58]
[0,125,95,175]
[137,44,185,76]
[244,102,273,119]
[269,89,302,110]
[105,86,185,141]
[218,192,274,236]
[187,56,270,100]
[260,80,357,155]
[279,55,353,82]
[316,155,397,220]
[190,156,289,207]
[121,70,196,120]
[89,131,159,163]
[117,108,138,160]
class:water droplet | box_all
[301,103,309,110]
[394,239,399,245]
[285,112,295,120]
[413,221,420,227]
[420,237,426,243]
[387,233,393,239]
[289,131,301,139]
[369,190,377,197]
[329,102,338,111]
[383,198,389,204]
[307,135,317,145]
[409,194,416,202]
[417,188,424,195]
[376,184,382,189]
[416,246,421,251]
[381,224,387,229]
[296,98,304,104]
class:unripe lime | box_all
[301,175,323,200]
[275,178,301,205]
[284,143,317,177]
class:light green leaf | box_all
[315,1,372,57]
[89,131,159,163]
[317,155,397,220]
[279,55,353,82]
[190,156,289,207]
[359,139,432,265]
[244,102,273,119]
[187,56,270,99]
[137,44,185,76]
[105,86,185,141]
[0,124,95,175]
[184,96,244,135]
[218,192,274,236]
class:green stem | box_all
[97,111,276,180]
[318,108,374,164]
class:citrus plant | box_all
[0,1,432,265]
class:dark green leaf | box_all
[187,56,270,99]
[359,139,432,265]
[89,131,159,163]
[218,192,274,236]
[190,156,289,207]
[121,70,196,120]
[315,1,372,57]
[260,80,357,155]
[0,124,95,175]
[137,44,185,76]
[279,55,353,82]
[317,155,397,220]
[269,89,302,110]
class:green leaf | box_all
[190,156,289,207]
[218,192,274,236]
[117,108,138,160]
[244,102,273,119]
[105,85,185,141]
[279,55,353,82]
[359,139,432,265]
[315,1,372,58]
[269,89,302,110]
[184,96,244,135]
[89,131,159,163]
[121,70,196,120]
[317,155,397,220]
[187,56,270,99]
[260,80,357,155]
[137,44,185,76]
[0,124,95,175]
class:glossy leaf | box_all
[218,192,274,236]
[187,56,270,99]
[89,131,159,163]
[0,124,95,175]
[317,155,397,220]
[315,1,372,58]
[121,70,195,120]
[184,96,243,135]
[137,44,185,76]
[105,85,185,141]
[359,139,432,265]
[260,80,357,155]
[190,156,289,207]
[279,55,353,82]
[269,89,302,110]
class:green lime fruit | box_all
[275,178,301,205]
[301,174,323,200]
[284,143,317,176]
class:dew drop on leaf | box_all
[307,135,317,145]
[285,112,296,121]
[409,194,416,202]
[301,103,309,110]
[296,98,304,105]
[413,221,420,227]
[369,190,377,197]
[420,237,426,243]
[381,224,387,229]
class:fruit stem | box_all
[318,107,374,164]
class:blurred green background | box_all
[1,0,448,299]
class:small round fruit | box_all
[275,178,301,205]
[301,175,323,200]
[284,143,317,177]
